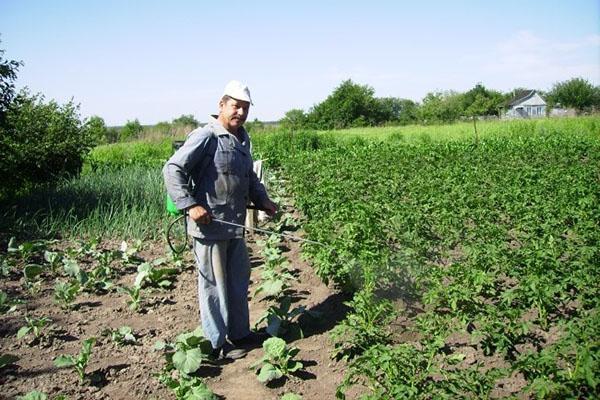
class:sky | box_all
[1,0,599,126]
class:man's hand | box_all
[262,199,278,217]
[187,205,211,224]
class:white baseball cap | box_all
[222,80,253,105]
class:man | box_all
[163,80,277,359]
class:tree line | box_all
[279,78,600,131]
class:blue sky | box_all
[1,0,598,125]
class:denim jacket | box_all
[162,116,268,240]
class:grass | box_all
[319,116,600,142]
[1,166,170,240]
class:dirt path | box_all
[204,234,350,399]
[0,230,350,399]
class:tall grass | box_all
[1,166,169,240]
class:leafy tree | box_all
[280,109,307,131]
[461,83,504,116]
[0,91,95,199]
[172,114,199,128]
[547,77,600,112]
[84,115,108,144]
[376,97,419,125]
[119,118,143,141]
[307,79,384,129]
[0,40,23,124]
[418,91,462,123]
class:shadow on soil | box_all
[298,292,351,339]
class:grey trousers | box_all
[192,237,251,349]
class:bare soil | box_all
[0,232,351,400]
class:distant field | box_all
[318,115,600,142]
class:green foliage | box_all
[547,77,600,112]
[155,326,213,376]
[0,41,23,122]
[84,115,108,144]
[85,139,172,171]
[279,109,307,132]
[376,97,419,125]
[118,283,143,311]
[54,337,96,383]
[330,284,396,361]
[418,90,463,123]
[0,353,19,368]
[158,374,217,400]
[172,114,199,129]
[134,260,178,289]
[17,316,52,342]
[257,120,600,398]
[252,337,304,384]
[280,394,303,400]
[0,290,21,314]
[119,118,143,141]
[0,90,95,200]
[102,326,136,346]
[307,79,385,129]
[255,296,306,338]
[462,83,504,117]
[53,280,80,309]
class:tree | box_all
[461,83,504,117]
[280,109,307,132]
[119,119,143,141]
[0,91,95,198]
[84,115,108,144]
[376,97,419,125]
[0,40,23,123]
[547,77,600,112]
[418,91,463,124]
[307,80,384,129]
[172,114,199,128]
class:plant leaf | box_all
[173,348,203,375]
[263,337,286,358]
[53,355,75,368]
[258,363,283,383]
[0,354,19,368]
[16,326,31,339]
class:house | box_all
[504,90,547,119]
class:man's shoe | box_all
[222,342,248,360]
[230,331,268,347]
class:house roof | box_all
[506,90,537,107]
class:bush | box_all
[0,90,95,200]
[119,119,143,141]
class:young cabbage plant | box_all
[0,290,22,314]
[118,284,143,311]
[134,261,178,289]
[17,316,52,343]
[255,296,306,338]
[154,326,213,376]
[102,326,136,346]
[252,337,304,384]
[53,280,80,309]
[43,251,62,275]
[158,373,217,400]
[54,337,96,384]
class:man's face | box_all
[218,97,250,133]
